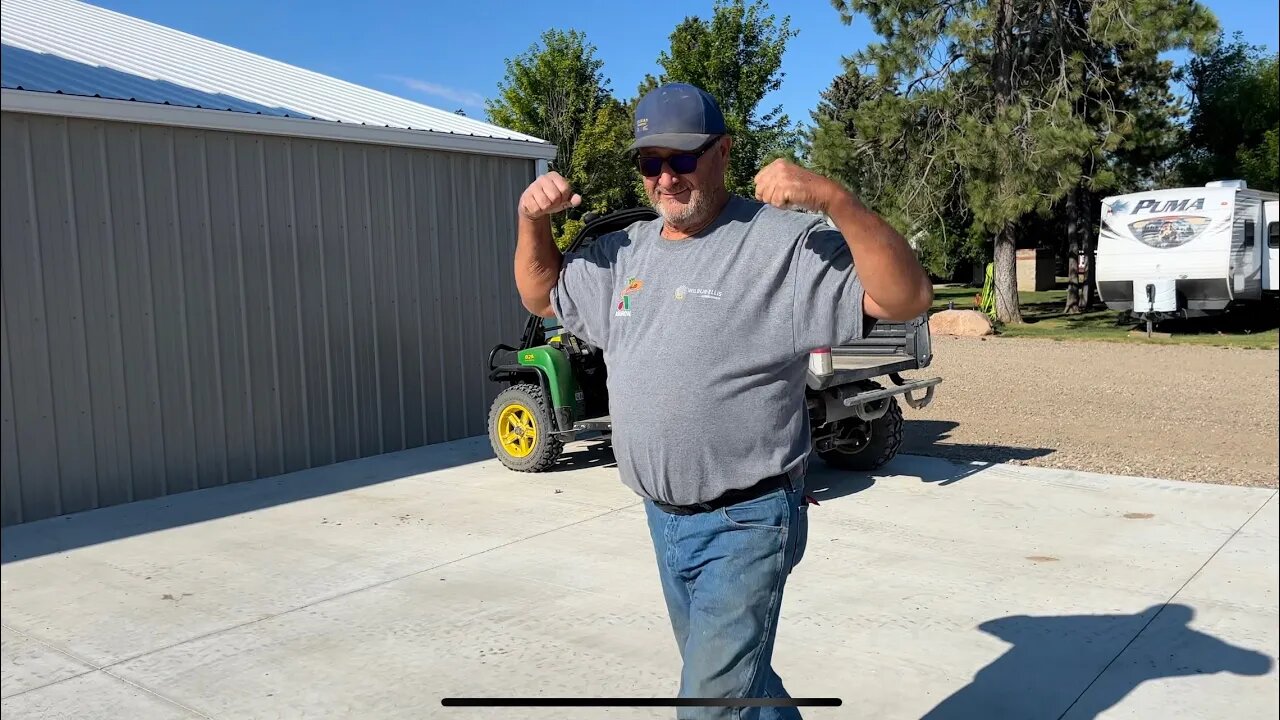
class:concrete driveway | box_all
[2,438,1276,719]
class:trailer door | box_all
[1266,201,1279,291]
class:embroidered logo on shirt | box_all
[674,285,723,301]
[616,277,643,316]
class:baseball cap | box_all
[629,83,727,152]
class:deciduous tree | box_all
[487,29,613,243]
[648,0,801,196]
[1178,33,1280,191]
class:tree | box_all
[487,28,611,175]
[1177,33,1280,191]
[806,64,979,282]
[529,97,649,250]
[826,0,1086,322]
[825,0,1217,323]
[1052,0,1217,313]
[487,29,613,242]
[805,64,884,202]
[570,98,643,221]
[1238,127,1278,191]
[647,0,801,196]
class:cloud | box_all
[387,75,486,108]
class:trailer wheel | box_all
[817,396,904,471]
[489,384,563,472]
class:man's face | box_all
[637,136,731,228]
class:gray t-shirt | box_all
[550,196,867,505]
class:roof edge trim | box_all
[1,88,558,161]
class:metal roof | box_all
[1,0,552,153]
[1,44,309,118]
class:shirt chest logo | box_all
[674,285,724,301]
[616,277,643,317]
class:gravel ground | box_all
[898,336,1280,488]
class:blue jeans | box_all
[644,479,810,720]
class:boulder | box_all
[929,309,995,337]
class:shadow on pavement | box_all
[542,431,1046,503]
[903,420,1057,466]
[1,438,498,564]
[922,603,1274,720]
[546,440,618,473]
[806,427,1055,503]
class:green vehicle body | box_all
[487,310,597,436]
[516,344,579,417]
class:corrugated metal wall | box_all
[1,111,533,525]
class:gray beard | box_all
[655,189,717,230]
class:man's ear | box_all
[713,136,733,172]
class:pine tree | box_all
[823,0,1217,322]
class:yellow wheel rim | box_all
[497,403,538,458]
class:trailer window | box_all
[1269,221,1279,249]
[1244,220,1255,249]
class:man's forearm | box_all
[824,193,933,320]
[515,214,562,317]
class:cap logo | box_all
[636,117,649,131]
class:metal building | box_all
[1,0,556,526]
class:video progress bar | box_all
[441,698,842,708]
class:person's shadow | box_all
[922,603,1274,719]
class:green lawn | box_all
[931,282,1280,350]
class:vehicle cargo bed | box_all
[807,315,934,389]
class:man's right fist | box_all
[519,171,582,220]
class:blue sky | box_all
[94,0,1278,130]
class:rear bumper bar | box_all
[863,374,942,411]
[815,374,942,424]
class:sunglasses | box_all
[634,136,723,178]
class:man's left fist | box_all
[753,158,848,214]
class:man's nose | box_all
[658,169,681,188]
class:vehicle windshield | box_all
[541,315,563,341]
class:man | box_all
[513,83,933,718]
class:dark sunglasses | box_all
[634,136,722,177]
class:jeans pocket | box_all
[720,490,788,530]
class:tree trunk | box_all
[1065,184,1085,314]
[1081,221,1095,309]
[994,226,1022,323]
[1075,185,1097,310]
[1065,0,1097,312]
[991,0,1021,324]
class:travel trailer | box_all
[1096,180,1279,329]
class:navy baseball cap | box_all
[629,83,727,152]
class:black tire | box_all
[817,396,904,471]
[488,383,563,472]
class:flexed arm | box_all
[515,171,581,317]
[754,159,933,321]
